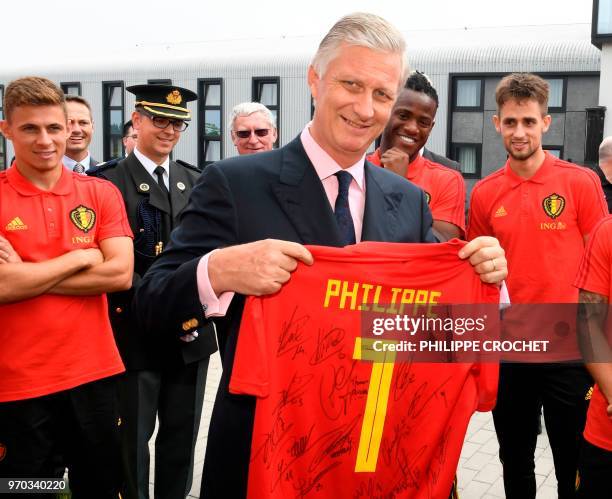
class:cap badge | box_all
[167,90,183,105]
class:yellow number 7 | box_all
[352,337,397,472]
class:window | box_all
[0,85,5,170]
[148,79,172,85]
[103,82,124,160]
[454,78,483,110]
[544,77,566,111]
[543,145,563,159]
[253,77,280,145]
[198,79,223,166]
[451,143,482,179]
[61,82,81,96]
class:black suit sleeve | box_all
[419,189,436,243]
[133,163,238,356]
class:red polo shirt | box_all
[574,216,612,451]
[368,149,466,233]
[468,152,606,360]
[0,166,132,402]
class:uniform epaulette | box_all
[175,159,203,173]
[87,158,122,177]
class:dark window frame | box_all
[445,71,599,161]
[102,81,125,160]
[198,78,223,167]
[543,145,564,159]
[450,142,482,179]
[147,79,172,85]
[452,77,485,111]
[60,82,82,96]
[543,75,568,113]
[592,0,612,48]
[0,84,5,170]
[252,77,280,145]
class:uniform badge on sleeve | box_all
[69,205,96,233]
[542,193,565,219]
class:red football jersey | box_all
[230,241,500,498]
[574,216,612,451]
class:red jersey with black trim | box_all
[574,216,612,451]
[230,241,500,499]
[368,149,466,233]
[468,152,607,360]
[0,166,132,402]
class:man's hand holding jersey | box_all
[208,236,508,297]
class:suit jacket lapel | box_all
[362,162,402,242]
[168,161,191,223]
[125,153,171,215]
[272,137,343,247]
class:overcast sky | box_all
[2,0,593,69]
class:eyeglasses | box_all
[234,129,270,139]
[139,111,189,132]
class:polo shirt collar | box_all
[406,154,425,180]
[504,150,555,188]
[7,164,72,196]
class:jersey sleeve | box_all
[229,296,270,397]
[97,180,133,241]
[430,171,466,232]
[576,169,608,237]
[575,218,612,298]
[466,183,491,240]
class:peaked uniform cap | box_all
[127,84,197,120]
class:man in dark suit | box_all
[63,95,98,172]
[133,13,508,499]
[90,84,209,499]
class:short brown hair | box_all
[495,73,549,114]
[65,94,92,117]
[3,76,65,122]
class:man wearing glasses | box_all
[90,84,209,499]
[230,101,278,155]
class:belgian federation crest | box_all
[542,194,565,219]
[70,205,96,233]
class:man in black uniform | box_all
[89,84,211,499]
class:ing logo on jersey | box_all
[69,205,96,233]
[542,194,565,219]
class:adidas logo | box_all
[5,217,28,231]
[494,206,507,218]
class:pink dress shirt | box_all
[196,125,366,317]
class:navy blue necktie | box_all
[334,170,356,246]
